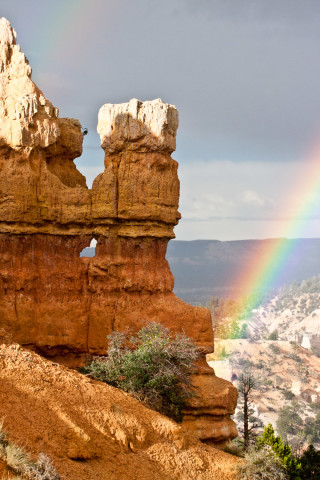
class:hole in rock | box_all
[80,238,97,258]
[74,129,104,188]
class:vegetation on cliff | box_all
[235,424,320,479]
[81,322,200,422]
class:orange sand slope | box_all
[0,344,241,480]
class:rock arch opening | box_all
[80,238,97,257]
[74,130,104,188]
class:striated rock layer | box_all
[0,18,237,446]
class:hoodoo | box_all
[0,18,237,445]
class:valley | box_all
[207,275,320,450]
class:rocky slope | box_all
[0,344,241,480]
[207,276,320,446]
[0,17,237,445]
[244,276,320,355]
[208,339,320,446]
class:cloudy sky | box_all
[3,0,320,240]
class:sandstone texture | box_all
[0,18,237,446]
[0,344,242,480]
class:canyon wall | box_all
[0,18,237,446]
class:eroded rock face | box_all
[98,98,178,154]
[0,18,237,446]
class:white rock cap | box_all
[97,98,178,153]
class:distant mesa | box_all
[165,238,320,304]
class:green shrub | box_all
[257,359,264,369]
[311,347,320,358]
[269,344,280,355]
[237,446,289,479]
[268,330,279,341]
[289,353,302,363]
[81,322,200,422]
[217,345,229,359]
[282,390,295,400]
[304,412,320,444]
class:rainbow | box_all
[22,1,113,72]
[12,4,320,320]
[236,142,320,319]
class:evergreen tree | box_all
[236,372,262,448]
[300,445,320,480]
[276,405,303,443]
[304,411,320,445]
[257,424,301,479]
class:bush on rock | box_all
[81,322,200,422]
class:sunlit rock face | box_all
[0,18,237,446]
[97,97,178,153]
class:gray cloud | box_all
[2,0,320,239]
[4,0,320,160]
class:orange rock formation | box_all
[0,18,237,446]
[0,344,242,480]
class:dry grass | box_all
[0,423,59,480]
[224,441,244,458]
[237,447,289,480]
[1,476,23,480]
[5,445,32,475]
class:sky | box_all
[2,0,320,240]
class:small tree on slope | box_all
[81,322,200,422]
[257,424,301,479]
[236,372,262,448]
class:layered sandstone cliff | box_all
[0,18,237,446]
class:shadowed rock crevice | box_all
[0,18,237,446]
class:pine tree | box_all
[300,445,320,479]
[257,424,301,479]
[236,372,262,448]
